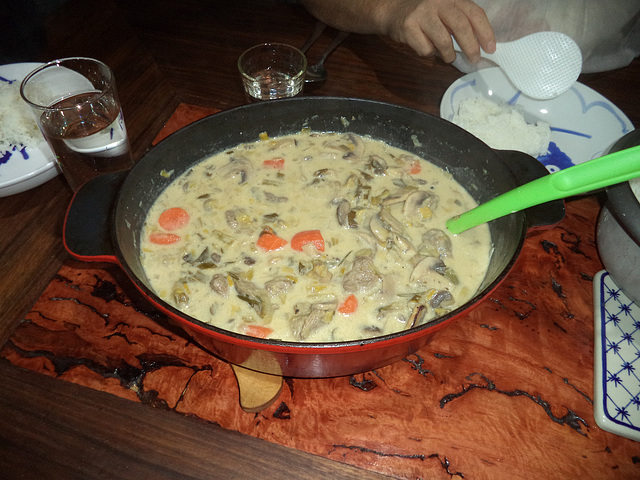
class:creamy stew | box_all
[140,131,492,343]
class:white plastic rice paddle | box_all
[453,32,583,100]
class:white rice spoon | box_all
[453,32,583,100]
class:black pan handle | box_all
[494,149,566,229]
[63,171,127,263]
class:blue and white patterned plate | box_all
[440,67,634,173]
[593,270,640,442]
[0,62,58,198]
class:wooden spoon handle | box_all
[231,364,284,413]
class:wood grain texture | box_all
[1,0,640,478]
[3,193,640,479]
[0,361,388,480]
[3,104,640,479]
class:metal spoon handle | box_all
[446,145,640,234]
[301,21,327,53]
[315,30,349,64]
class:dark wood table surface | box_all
[1,1,640,478]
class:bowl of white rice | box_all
[440,67,634,173]
[0,62,58,197]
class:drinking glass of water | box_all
[238,43,307,101]
[20,57,134,191]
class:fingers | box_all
[437,0,494,63]
[402,17,439,57]
[388,0,496,64]
[458,0,496,54]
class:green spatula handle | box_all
[446,144,640,235]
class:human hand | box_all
[378,0,496,62]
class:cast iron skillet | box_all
[64,97,564,378]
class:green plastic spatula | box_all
[446,144,640,235]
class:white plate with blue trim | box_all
[0,62,58,198]
[440,67,634,173]
[593,270,640,442]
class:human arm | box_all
[299,0,496,63]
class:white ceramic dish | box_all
[440,67,634,172]
[0,62,58,198]
[593,270,640,442]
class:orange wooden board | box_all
[2,104,639,479]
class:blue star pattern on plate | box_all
[594,270,640,442]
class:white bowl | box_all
[0,62,58,198]
[440,67,634,172]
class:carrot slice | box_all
[291,230,325,252]
[243,325,274,338]
[262,157,285,169]
[158,207,190,231]
[149,232,181,245]
[338,294,358,314]
[407,159,421,175]
[256,232,288,251]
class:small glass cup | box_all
[238,43,307,101]
[20,57,134,191]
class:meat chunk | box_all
[210,274,229,296]
[342,252,381,294]
[265,276,296,296]
[290,301,337,340]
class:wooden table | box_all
[1,1,640,478]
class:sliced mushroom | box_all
[307,260,333,284]
[407,304,428,328]
[345,134,365,160]
[183,247,219,269]
[343,173,359,189]
[378,207,404,235]
[218,157,253,184]
[171,281,190,308]
[409,256,455,291]
[402,190,439,220]
[313,168,337,179]
[368,155,388,175]
[183,247,207,265]
[336,199,351,227]
[353,182,372,207]
[391,234,416,256]
[307,168,338,187]
[360,325,383,338]
[368,214,389,243]
[380,187,416,207]
[377,301,409,331]
[353,231,379,250]
[225,208,249,229]
[264,191,288,203]
[225,210,237,228]
[323,133,365,161]
[420,228,453,258]
[427,289,455,308]
[229,273,274,323]
[336,200,358,229]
